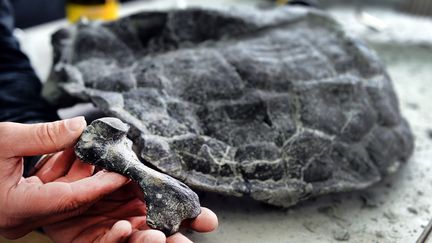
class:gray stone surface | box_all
[75,117,201,235]
[45,6,414,207]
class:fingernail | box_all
[94,170,108,177]
[65,116,86,132]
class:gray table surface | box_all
[19,1,432,242]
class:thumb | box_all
[0,117,87,159]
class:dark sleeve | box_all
[0,0,60,176]
[0,0,59,123]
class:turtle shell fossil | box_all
[43,6,414,207]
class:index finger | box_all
[21,171,128,216]
[183,207,218,233]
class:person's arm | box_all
[0,0,60,176]
[0,0,58,123]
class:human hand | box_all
[43,182,218,243]
[0,117,129,239]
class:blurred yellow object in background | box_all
[276,0,290,5]
[66,0,119,23]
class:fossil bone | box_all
[75,117,201,235]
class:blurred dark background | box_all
[11,0,136,28]
[10,0,432,28]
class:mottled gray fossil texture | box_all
[75,117,201,235]
[45,6,414,207]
